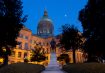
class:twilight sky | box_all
[22,0,88,35]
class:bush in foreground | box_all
[63,63,105,73]
[0,63,45,73]
[57,53,70,64]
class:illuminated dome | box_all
[37,10,54,38]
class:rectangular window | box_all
[30,46,33,49]
[30,40,32,44]
[18,52,22,58]
[25,36,28,40]
[43,42,44,45]
[24,43,28,50]
[17,42,22,49]
[19,34,23,38]
[11,51,15,57]
[24,52,28,58]
[23,36,25,39]
[23,36,28,40]
[32,40,34,44]
[34,41,36,44]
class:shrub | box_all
[57,54,70,64]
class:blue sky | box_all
[22,0,88,35]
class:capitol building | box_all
[8,10,54,64]
[0,10,85,65]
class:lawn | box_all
[0,63,45,73]
[62,63,105,73]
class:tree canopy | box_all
[79,0,105,59]
[60,24,83,63]
[31,45,46,62]
[0,0,27,65]
[60,24,83,50]
[0,0,26,50]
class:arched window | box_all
[47,29,50,33]
[40,31,42,33]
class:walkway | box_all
[41,52,66,73]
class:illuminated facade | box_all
[8,28,86,65]
[8,10,54,64]
[0,10,86,65]
[55,33,86,63]
[8,27,52,64]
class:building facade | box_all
[8,10,54,64]
[9,27,52,64]
[0,10,86,65]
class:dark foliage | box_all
[60,24,83,63]
[24,58,29,63]
[79,0,105,61]
[0,0,27,65]
[31,46,46,62]
[57,53,70,64]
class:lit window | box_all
[23,36,28,39]
[43,29,46,33]
[32,40,34,44]
[40,31,42,33]
[18,52,21,58]
[11,51,15,57]
[23,36,25,39]
[47,30,50,33]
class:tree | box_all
[0,0,27,65]
[31,44,46,62]
[60,24,83,63]
[57,53,70,64]
[79,0,105,62]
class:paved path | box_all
[41,53,66,73]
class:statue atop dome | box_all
[43,10,48,17]
[37,10,54,38]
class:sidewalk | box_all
[41,53,66,73]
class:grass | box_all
[62,63,105,73]
[0,63,45,73]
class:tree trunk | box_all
[73,49,76,63]
[87,52,97,62]
[87,53,91,62]
[3,55,8,66]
